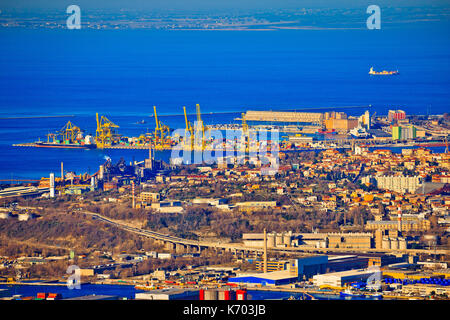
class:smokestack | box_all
[99,165,104,180]
[263,228,268,273]
[60,162,64,189]
[131,181,135,209]
[397,206,402,233]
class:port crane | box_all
[59,121,81,143]
[46,132,57,143]
[95,113,120,148]
[193,104,208,151]
[183,106,194,150]
[153,106,171,150]
[45,121,82,144]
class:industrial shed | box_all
[228,270,297,286]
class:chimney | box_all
[145,142,154,170]
[397,206,402,233]
[60,162,64,189]
[131,181,135,209]
[263,228,268,273]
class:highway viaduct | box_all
[83,211,449,258]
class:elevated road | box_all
[83,211,449,256]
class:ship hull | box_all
[34,142,96,149]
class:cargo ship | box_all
[34,141,96,149]
[369,67,399,75]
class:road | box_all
[83,211,449,256]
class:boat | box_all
[339,288,365,298]
[369,67,399,75]
[34,141,96,149]
[370,293,383,299]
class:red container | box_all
[37,292,47,299]
[47,293,62,300]
[199,289,205,300]
[236,289,247,301]
[223,290,236,301]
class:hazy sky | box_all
[2,0,449,12]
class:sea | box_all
[0,21,449,181]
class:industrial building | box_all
[230,256,329,285]
[150,200,184,213]
[244,110,324,126]
[255,260,289,272]
[313,269,379,288]
[227,270,298,286]
[323,118,359,133]
[287,256,329,280]
[392,125,417,140]
[235,201,278,212]
[241,232,374,249]
[388,110,406,123]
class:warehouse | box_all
[244,111,323,126]
[228,270,297,286]
[313,269,379,288]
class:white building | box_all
[362,175,422,194]
[313,269,380,288]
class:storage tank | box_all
[399,238,407,250]
[390,238,399,250]
[267,233,276,248]
[204,290,218,300]
[283,233,292,247]
[382,237,390,249]
[276,233,284,246]
[218,289,235,300]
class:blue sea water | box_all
[0,23,449,180]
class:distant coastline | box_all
[0,115,75,120]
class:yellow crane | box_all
[183,106,194,150]
[153,106,171,150]
[95,113,120,148]
[46,132,57,143]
